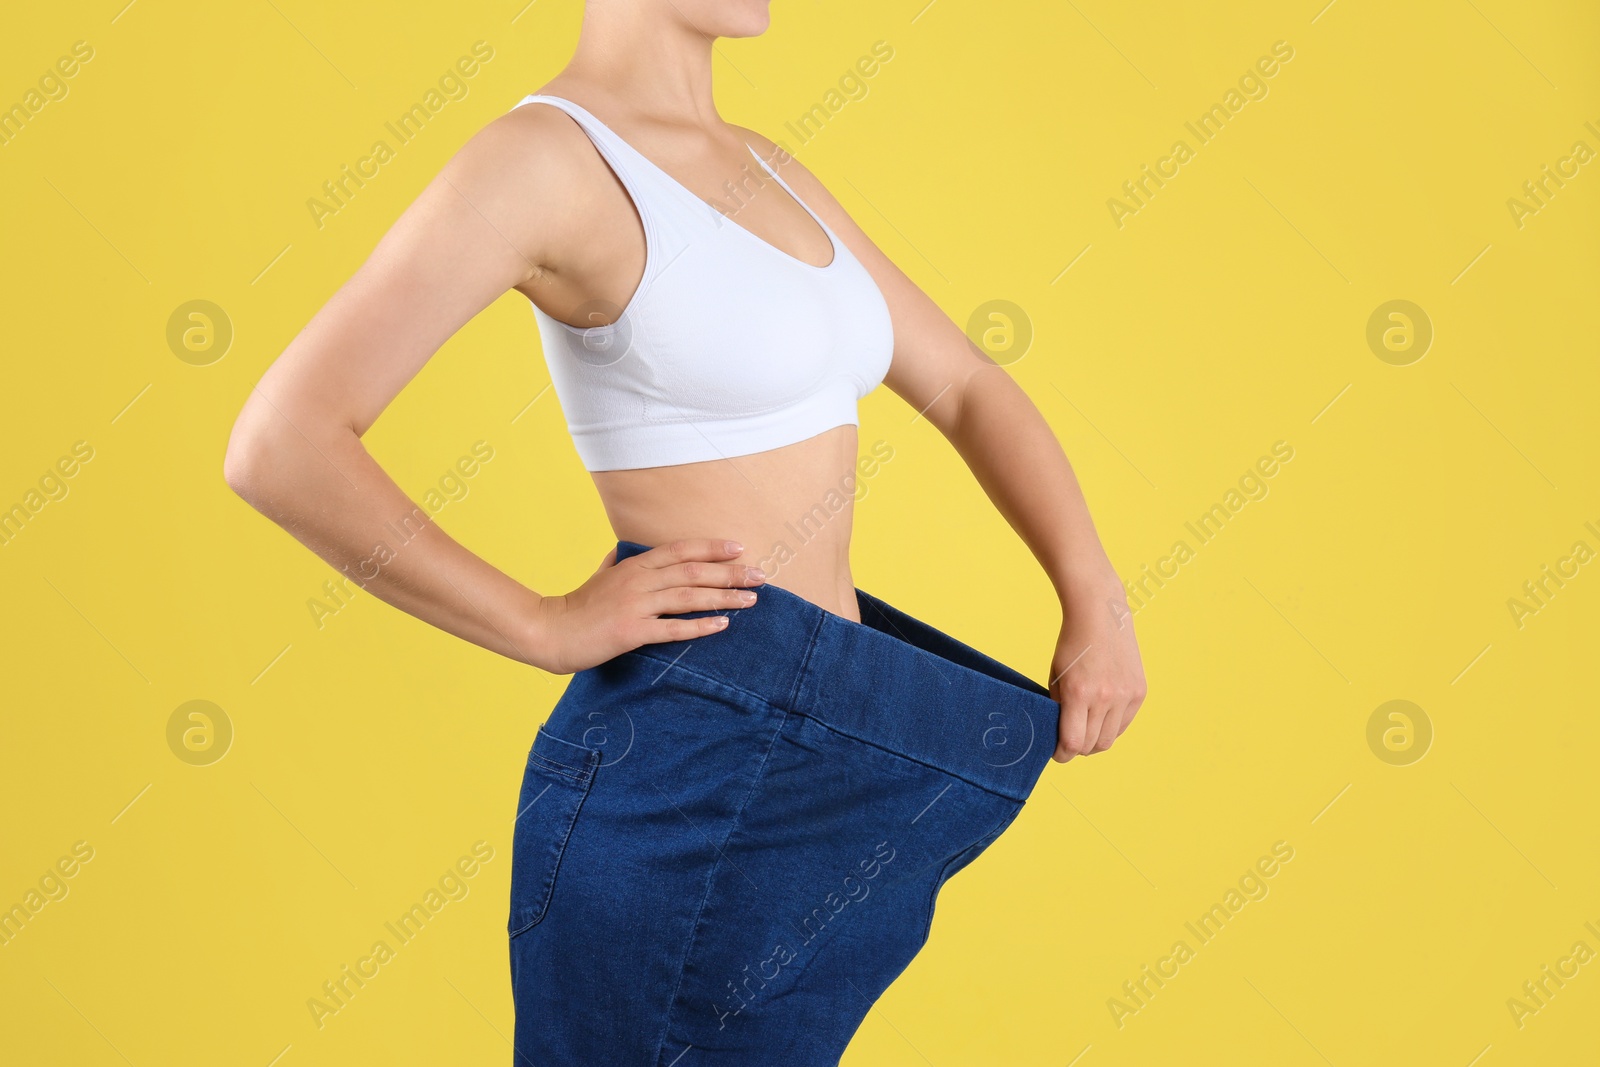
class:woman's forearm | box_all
[944,367,1123,610]
[224,393,549,667]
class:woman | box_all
[225,0,1146,1061]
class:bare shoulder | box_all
[434,99,614,264]
[461,97,598,183]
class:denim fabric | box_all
[508,540,1060,1065]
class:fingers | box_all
[1117,704,1139,738]
[1054,681,1117,761]
[635,613,733,645]
[646,585,759,616]
[1056,683,1146,761]
[635,538,747,569]
[1116,685,1147,739]
[629,539,766,593]
[1089,703,1123,753]
[628,585,755,648]
[1055,692,1088,763]
[647,560,767,592]
[1082,704,1113,755]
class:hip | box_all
[572,537,1060,797]
[507,545,1061,1059]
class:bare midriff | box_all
[591,422,864,624]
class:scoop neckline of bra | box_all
[519,92,841,275]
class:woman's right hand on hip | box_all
[529,539,766,674]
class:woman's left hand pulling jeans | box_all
[1048,569,1148,762]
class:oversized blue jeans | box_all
[508,540,1060,1064]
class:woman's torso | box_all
[507,84,892,623]
[592,423,863,619]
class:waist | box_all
[594,425,890,620]
[608,539,1059,801]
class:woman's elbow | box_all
[223,397,292,502]
[224,420,266,501]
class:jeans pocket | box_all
[508,727,601,939]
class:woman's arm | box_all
[225,108,760,674]
[741,128,1148,762]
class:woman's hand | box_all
[528,539,768,675]
[1048,568,1148,762]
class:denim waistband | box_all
[611,540,1060,803]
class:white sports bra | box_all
[507,93,894,472]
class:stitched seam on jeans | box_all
[507,765,598,939]
[627,647,1037,802]
[787,706,1031,804]
[650,707,791,1067]
[537,726,602,758]
[527,749,593,783]
[918,804,1021,944]
[623,648,794,713]
[785,610,827,713]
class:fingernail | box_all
[725,540,743,553]
[747,567,766,582]
[738,590,757,603]
[715,615,729,626]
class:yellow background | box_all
[2,0,1596,1063]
